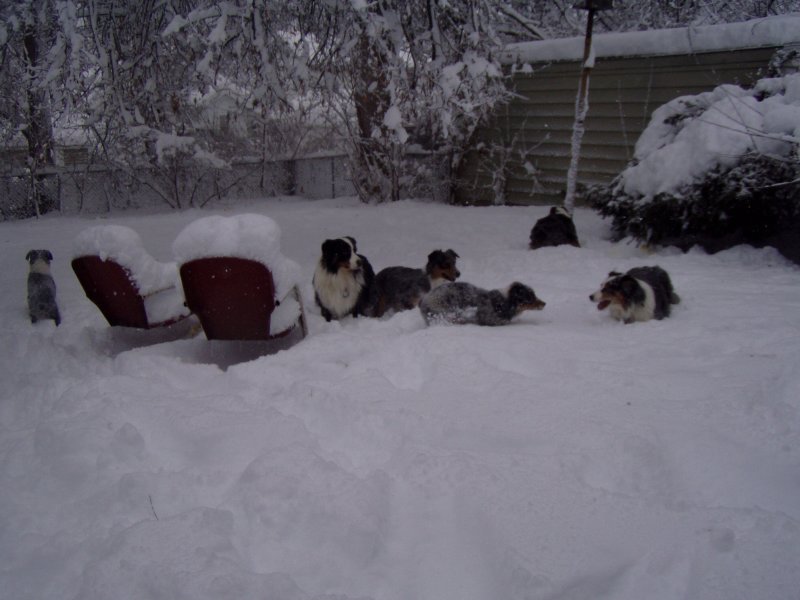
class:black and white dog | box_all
[372,249,461,317]
[420,281,545,326]
[529,206,580,249]
[313,236,375,321]
[26,249,61,326]
[590,266,680,323]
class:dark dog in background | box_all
[529,206,580,249]
[420,281,545,326]
[312,236,375,321]
[372,249,460,317]
[590,266,680,323]
[26,249,61,326]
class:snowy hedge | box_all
[588,73,800,256]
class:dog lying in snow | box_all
[419,281,545,326]
[529,206,580,249]
[371,249,461,317]
[590,266,680,323]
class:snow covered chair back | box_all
[72,225,191,329]
[173,214,307,342]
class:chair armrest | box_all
[270,285,305,336]
[142,286,191,326]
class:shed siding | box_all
[455,46,778,205]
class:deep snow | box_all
[1,197,799,600]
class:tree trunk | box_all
[22,19,56,217]
[352,32,394,202]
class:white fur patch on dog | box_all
[313,263,365,319]
[553,206,572,218]
[429,276,448,289]
[28,258,52,275]
[609,278,656,323]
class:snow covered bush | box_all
[589,73,800,256]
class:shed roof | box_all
[501,14,800,65]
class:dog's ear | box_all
[321,239,335,254]
[619,276,639,294]
[509,282,535,304]
[344,236,357,252]
[25,250,33,262]
[608,271,622,277]
[446,249,459,259]
[45,250,53,261]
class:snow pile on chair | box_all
[173,214,304,337]
[73,225,179,294]
[72,224,189,325]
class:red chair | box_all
[179,257,306,341]
[72,225,190,329]
[174,215,307,344]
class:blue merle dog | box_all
[26,249,61,326]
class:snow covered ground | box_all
[1,196,799,600]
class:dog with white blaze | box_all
[590,266,680,323]
[371,249,461,317]
[313,236,375,321]
[26,249,61,326]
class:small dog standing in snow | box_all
[590,266,680,323]
[420,281,545,326]
[26,249,61,326]
[372,249,461,317]
[313,236,375,321]
[529,206,580,249]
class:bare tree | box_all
[306,0,526,202]
[4,0,800,216]
[0,0,59,217]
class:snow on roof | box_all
[72,224,181,295]
[172,214,302,299]
[501,14,800,65]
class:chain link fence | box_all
[0,171,62,219]
[0,151,459,220]
[0,156,361,221]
